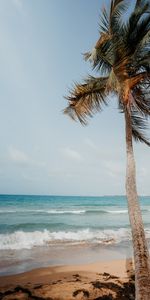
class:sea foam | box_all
[0,228,133,250]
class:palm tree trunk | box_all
[125,109,150,300]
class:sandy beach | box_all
[0,195,140,299]
[0,259,135,299]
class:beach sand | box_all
[0,259,135,299]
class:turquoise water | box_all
[0,194,150,249]
[0,194,150,275]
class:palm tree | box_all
[64,0,150,299]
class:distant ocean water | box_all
[0,194,150,275]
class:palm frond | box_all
[131,111,150,146]
[83,34,113,74]
[110,0,125,20]
[131,85,150,116]
[119,91,150,146]
[110,1,128,34]
[93,39,113,72]
[99,7,109,33]
[134,43,150,73]
[124,1,150,55]
[135,0,149,9]
[140,30,150,48]
[100,0,125,33]
[84,1,127,73]
[128,1,149,34]
[64,76,108,124]
[65,0,150,147]
[130,14,150,47]
[99,1,125,34]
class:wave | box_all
[47,210,86,214]
[106,210,128,214]
[0,208,150,215]
[1,227,150,250]
[46,209,127,215]
[0,222,70,233]
[0,209,128,215]
[0,209,86,215]
[0,228,133,250]
[0,209,126,215]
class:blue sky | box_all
[0,0,149,196]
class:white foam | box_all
[0,230,51,250]
[0,228,130,250]
[107,210,128,214]
[0,209,86,214]
[47,210,85,214]
[1,208,149,215]
[1,228,150,250]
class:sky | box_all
[0,0,149,196]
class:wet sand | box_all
[0,259,135,299]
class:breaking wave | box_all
[0,228,135,250]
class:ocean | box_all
[0,194,150,275]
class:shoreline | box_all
[0,259,135,299]
[0,242,133,276]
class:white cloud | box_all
[61,147,82,161]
